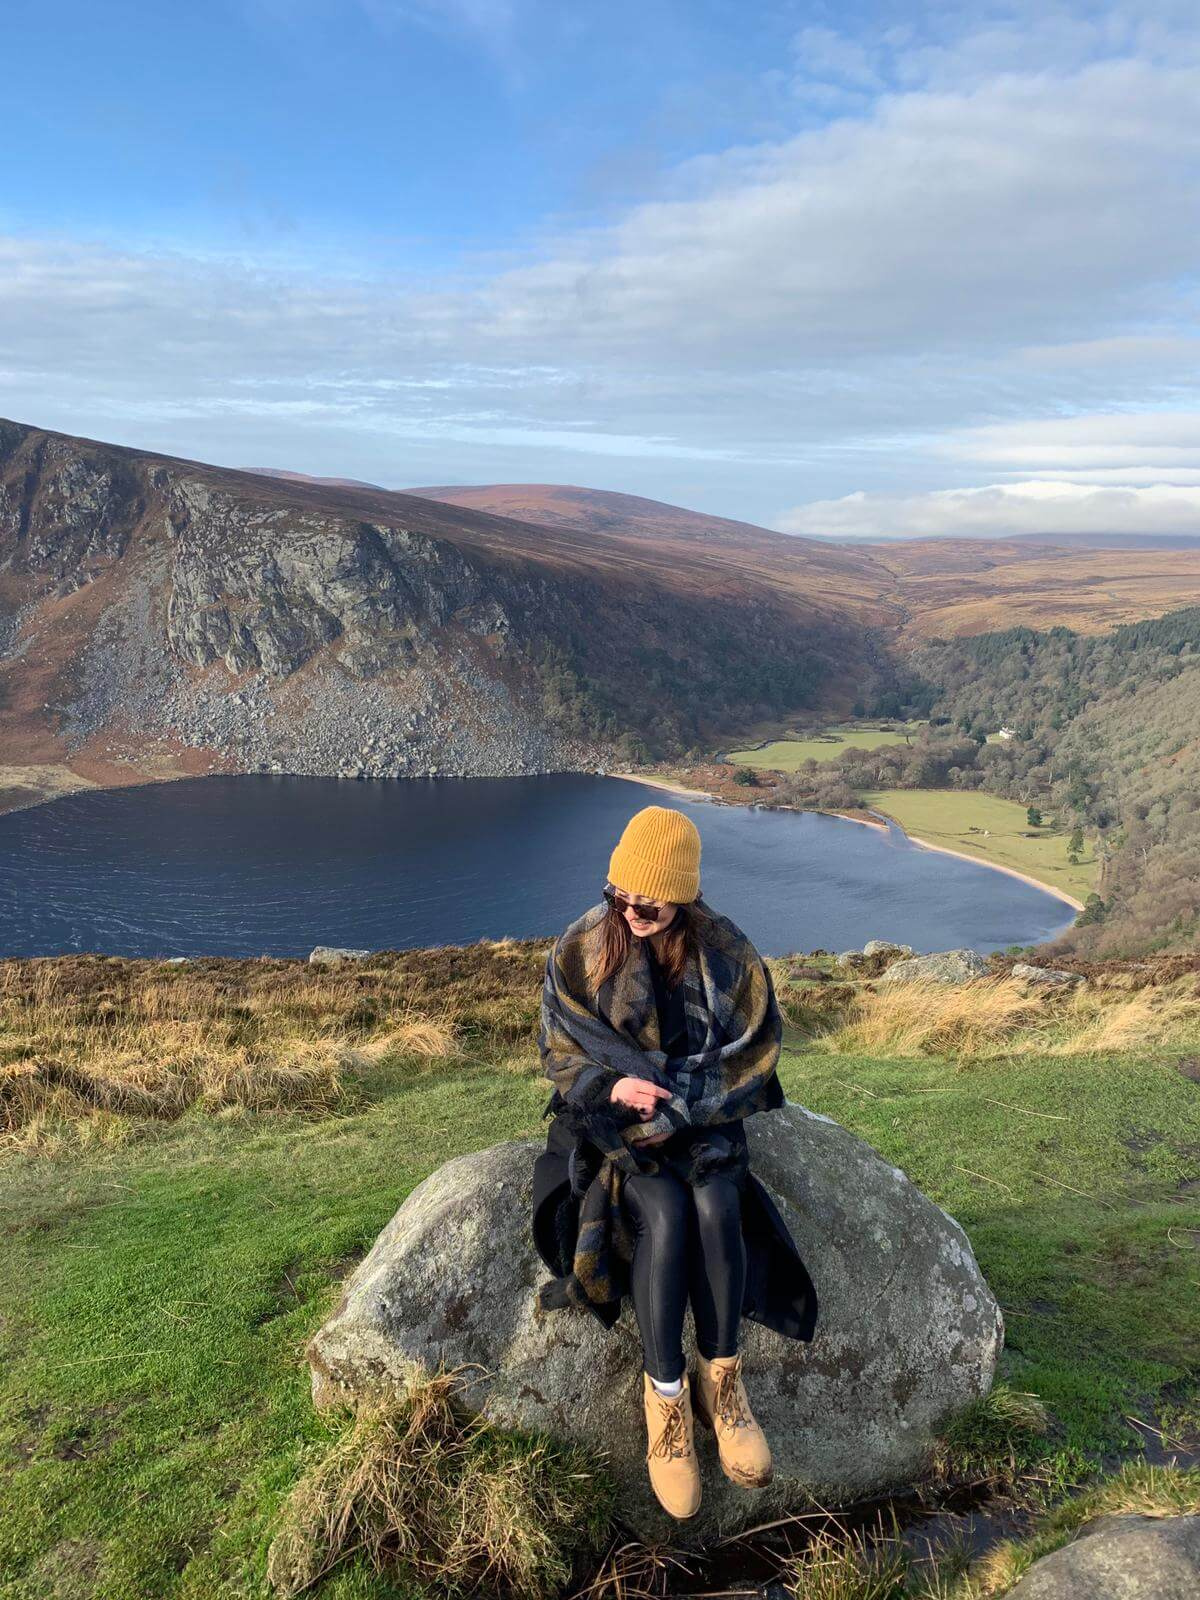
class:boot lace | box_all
[649,1395,690,1460]
[714,1361,752,1430]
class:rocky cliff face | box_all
[0,418,869,790]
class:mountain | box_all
[404,482,900,622]
[243,469,387,491]
[6,420,1200,811]
[405,484,1200,638]
[0,419,873,800]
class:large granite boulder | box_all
[306,1104,1003,1547]
[1006,1513,1200,1599]
[879,948,989,984]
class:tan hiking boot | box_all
[692,1351,773,1488]
[641,1370,702,1519]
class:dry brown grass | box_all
[266,1363,612,1600]
[0,941,547,1151]
[563,1539,699,1600]
[818,977,1200,1060]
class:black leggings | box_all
[623,1168,746,1383]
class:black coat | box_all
[531,1089,818,1342]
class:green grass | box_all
[725,723,926,769]
[861,789,1097,906]
[0,1065,552,1599]
[2,1039,1197,1597]
[785,1044,1200,1462]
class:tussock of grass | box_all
[823,980,1045,1058]
[781,1517,914,1600]
[930,1385,1051,1486]
[267,1363,613,1600]
[819,978,1200,1060]
[563,1536,696,1600]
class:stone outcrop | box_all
[1011,963,1085,988]
[1005,1513,1200,1599]
[306,1103,1003,1546]
[879,948,990,984]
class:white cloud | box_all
[935,411,1200,473]
[478,56,1200,364]
[4,11,1200,520]
[775,480,1200,540]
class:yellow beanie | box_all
[608,805,701,904]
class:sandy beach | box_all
[898,833,1085,912]
[607,770,725,803]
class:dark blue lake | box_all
[0,774,1076,958]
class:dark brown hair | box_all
[585,892,704,993]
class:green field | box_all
[725,722,926,768]
[2,955,1198,1598]
[862,788,1097,908]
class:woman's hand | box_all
[610,1077,673,1119]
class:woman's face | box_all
[610,886,680,938]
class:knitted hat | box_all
[607,805,701,903]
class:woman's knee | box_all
[625,1172,690,1239]
[689,1177,742,1240]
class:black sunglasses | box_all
[603,886,666,921]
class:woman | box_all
[530,804,817,1521]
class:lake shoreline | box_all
[889,831,1085,913]
[610,769,1084,915]
[0,759,1083,930]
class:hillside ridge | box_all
[0,417,869,805]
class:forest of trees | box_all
[761,608,1200,957]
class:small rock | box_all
[836,950,864,967]
[863,940,915,958]
[1011,963,1085,988]
[308,946,373,965]
[1005,1512,1200,1598]
[879,949,990,984]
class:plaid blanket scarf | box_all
[536,894,785,1319]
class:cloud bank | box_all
[2,4,1199,531]
[777,481,1200,540]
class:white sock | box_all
[650,1374,683,1397]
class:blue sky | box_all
[3,0,1200,535]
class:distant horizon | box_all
[11,403,1200,550]
[4,2,1200,539]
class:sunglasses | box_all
[603,886,666,921]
